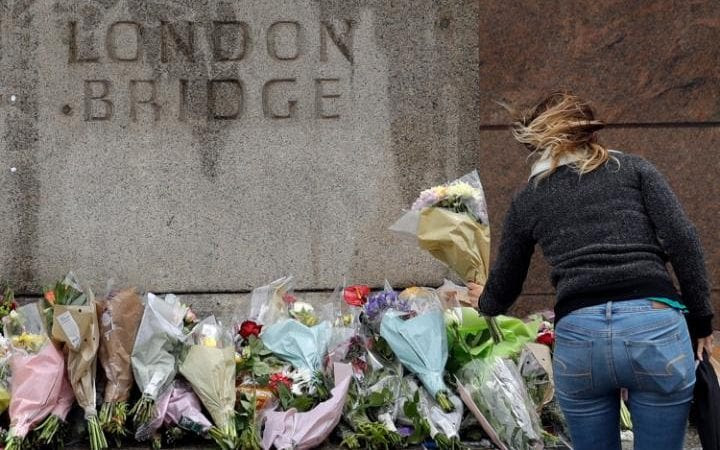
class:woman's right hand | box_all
[697,335,714,361]
[467,282,483,307]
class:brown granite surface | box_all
[472,127,720,326]
[477,0,720,124]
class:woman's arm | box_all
[634,156,714,341]
[471,198,536,316]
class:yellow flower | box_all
[11,332,46,352]
[202,336,217,348]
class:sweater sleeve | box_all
[635,156,714,337]
[478,197,536,316]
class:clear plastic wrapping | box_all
[458,357,543,450]
[131,293,187,400]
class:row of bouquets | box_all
[0,170,565,450]
[0,272,563,450]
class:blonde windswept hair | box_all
[503,92,614,180]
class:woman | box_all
[467,92,713,450]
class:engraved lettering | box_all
[178,79,189,121]
[320,20,354,63]
[84,80,113,121]
[106,21,142,62]
[207,79,243,120]
[69,21,100,63]
[315,78,341,119]
[129,80,160,122]
[262,79,297,119]
[161,21,195,63]
[266,21,301,61]
[212,21,250,62]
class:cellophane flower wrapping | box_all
[379,288,450,403]
[390,170,491,287]
[179,316,236,435]
[50,301,100,419]
[262,362,353,450]
[446,308,539,372]
[135,380,212,441]
[396,376,464,440]
[257,277,334,372]
[0,336,11,414]
[131,293,187,403]
[3,304,66,438]
[457,356,543,450]
[97,288,144,405]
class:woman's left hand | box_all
[697,335,714,361]
[467,282,484,307]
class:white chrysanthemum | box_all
[446,181,479,199]
[291,301,314,314]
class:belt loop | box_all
[605,301,612,320]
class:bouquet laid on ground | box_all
[3,303,67,450]
[130,293,188,428]
[0,285,17,334]
[32,366,75,448]
[0,336,10,415]
[257,277,333,373]
[396,375,465,450]
[179,316,237,449]
[135,379,213,447]
[47,274,107,450]
[263,362,353,450]
[96,287,144,441]
[445,308,538,372]
[390,171,503,341]
[339,348,405,449]
[457,356,543,450]
[379,287,455,412]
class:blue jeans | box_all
[554,300,695,450]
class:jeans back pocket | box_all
[624,332,695,394]
[553,338,593,396]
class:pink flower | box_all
[184,308,198,325]
[282,293,297,305]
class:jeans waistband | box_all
[567,299,677,318]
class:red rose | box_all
[343,285,370,307]
[238,320,263,339]
[536,330,555,346]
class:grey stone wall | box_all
[0,0,481,297]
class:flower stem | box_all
[88,415,108,450]
[4,435,23,450]
[34,414,63,445]
[129,395,155,427]
[100,401,129,437]
[436,390,455,413]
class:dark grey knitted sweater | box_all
[478,152,714,337]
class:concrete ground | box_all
[66,427,703,449]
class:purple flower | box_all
[397,426,413,437]
[411,189,441,211]
[363,290,410,321]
